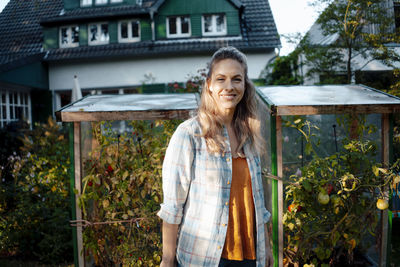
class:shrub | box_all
[78,119,181,266]
[0,117,72,264]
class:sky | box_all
[0,0,323,56]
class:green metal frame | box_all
[387,113,394,267]
[270,115,279,267]
[69,122,78,267]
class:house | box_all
[0,0,280,128]
[299,0,400,86]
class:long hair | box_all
[197,46,265,156]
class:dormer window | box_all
[166,16,191,38]
[89,23,109,45]
[81,0,122,6]
[60,26,79,48]
[118,20,140,43]
[202,14,227,36]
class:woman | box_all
[157,46,273,267]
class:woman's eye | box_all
[217,78,224,81]
[234,78,242,82]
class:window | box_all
[89,23,109,45]
[95,0,107,5]
[0,91,31,128]
[81,0,92,6]
[202,14,227,36]
[118,20,140,42]
[60,26,79,48]
[110,0,123,2]
[166,16,191,38]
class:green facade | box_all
[0,62,49,90]
[157,0,240,39]
[45,0,241,49]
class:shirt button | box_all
[226,157,230,162]
[227,181,230,185]
[225,202,229,206]
[222,223,227,227]
[218,245,222,249]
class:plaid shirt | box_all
[157,117,271,267]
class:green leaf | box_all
[302,180,312,192]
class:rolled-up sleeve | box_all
[157,123,194,225]
[263,207,271,223]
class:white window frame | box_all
[81,0,92,6]
[118,20,141,43]
[88,22,110,45]
[110,0,123,2]
[95,0,108,5]
[202,14,227,36]
[59,25,80,48]
[0,90,31,128]
[166,16,191,38]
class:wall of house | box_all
[48,52,274,90]
[156,0,240,39]
[0,62,49,90]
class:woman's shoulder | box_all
[176,116,201,135]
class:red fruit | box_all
[88,181,93,187]
[288,203,302,212]
[107,165,113,172]
[173,83,179,89]
[325,184,334,195]
[129,253,132,257]
[139,257,142,261]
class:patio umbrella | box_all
[72,75,82,102]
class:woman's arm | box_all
[160,221,179,267]
[265,223,274,267]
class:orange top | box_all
[222,157,256,260]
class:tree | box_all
[301,0,400,84]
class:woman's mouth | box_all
[220,94,236,100]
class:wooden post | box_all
[380,114,389,267]
[69,123,78,267]
[74,122,84,267]
[276,116,284,267]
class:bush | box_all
[0,117,72,264]
[79,119,181,266]
[282,117,400,266]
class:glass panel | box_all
[24,93,28,106]
[168,17,177,35]
[25,107,28,118]
[216,15,225,32]
[131,21,139,38]
[121,22,128,38]
[61,28,69,44]
[203,15,213,33]
[181,17,189,34]
[81,0,92,6]
[72,26,79,43]
[90,25,98,42]
[100,24,109,42]
[15,107,22,120]
[1,93,5,104]
[10,106,14,119]
[95,0,107,4]
[14,93,18,104]
[2,105,6,119]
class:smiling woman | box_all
[158,47,273,267]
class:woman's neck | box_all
[218,108,235,125]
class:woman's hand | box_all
[160,258,176,267]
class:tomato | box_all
[288,203,302,212]
[376,199,389,210]
[325,183,334,195]
[318,192,330,205]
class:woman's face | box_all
[208,58,245,114]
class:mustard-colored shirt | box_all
[222,157,256,260]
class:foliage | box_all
[266,50,303,85]
[282,116,400,266]
[167,68,206,93]
[0,117,72,264]
[78,119,181,266]
[302,0,400,84]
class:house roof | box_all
[0,0,280,67]
[0,0,63,70]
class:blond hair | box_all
[197,46,265,156]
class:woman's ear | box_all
[206,79,213,92]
